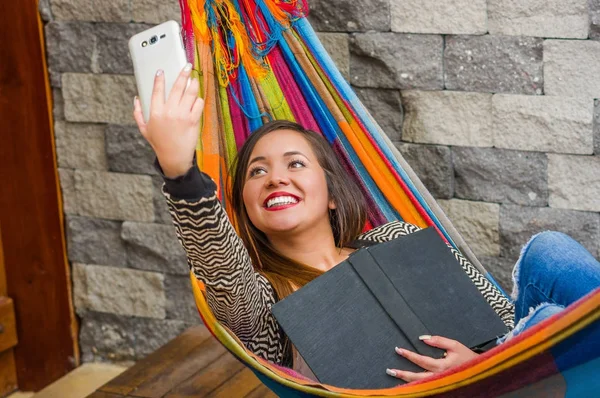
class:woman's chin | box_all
[263,221,302,234]
[257,214,307,235]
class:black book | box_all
[271,227,508,389]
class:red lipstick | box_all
[263,192,301,211]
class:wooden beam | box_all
[0,0,78,390]
[0,227,18,397]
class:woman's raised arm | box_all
[132,66,287,365]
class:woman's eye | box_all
[249,167,266,177]
[289,160,306,169]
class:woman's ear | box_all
[328,199,337,210]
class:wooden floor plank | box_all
[128,337,227,398]
[243,384,278,398]
[166,353,245,398]
[92,326,269,398]
[99,326,211,396]
[86,391,126,398]
[206,368,263,398]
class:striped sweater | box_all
[159,161,515,367]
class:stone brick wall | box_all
[40,0,600,364]
[41,0,194,364]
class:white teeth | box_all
[266,196,299,208]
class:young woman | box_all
[133,65,600,383]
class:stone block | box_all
[591,0,600,40]
[79,311,135,362]
[492,94,593,154]
[308,0,390,32]
[401,90,493,147]
[488,0,588,38]
[121,222,188,274]
[595,100,600,155]
[395,143,453,199]
[544,40,600,99]
[445,35,543,95]
[79,311,196,362]
[52,88,65,120]
[438,199,500,257]
[479,256,516,295]
[548,154,600,212]
[165,275,201,322]
[74,170,154,222]
[354,87,403,141]
[500,205,600,261]
[95,23,152,74]
[152,176,173,224]
[39,0,53,22]
[63,73,137,124]
[390,0,486,35]
[131,0,182,24]
[73,263,166,318]
[58,168,77,215]
[350,33,443,90]
[453,147,548,206]
[45,22,151,75]
[50,70,63,88]
[54,121,108,170]
[45,21,95,74]
[316,32,350,81]
[50,0,130,22]
[66,215,127,267]
[49,70,62,88]
[106,125,156,175]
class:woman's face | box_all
[242,129,334,238]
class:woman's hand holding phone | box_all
[133,63,204,178]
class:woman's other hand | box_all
[133,63,205,178]
[386,335,479,382]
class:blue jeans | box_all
[502,231,600,341]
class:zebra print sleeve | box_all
[162,187,287,364]
[358,221,515,329]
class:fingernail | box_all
[184,63,192,72]
[133,96,137,107]
[156,69,163,76]
[386,369,397,377]
[419,335,432,341]
[395,347,404,356]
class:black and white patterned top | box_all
[158,160,515,367]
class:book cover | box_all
[271,228,508,389]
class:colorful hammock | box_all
[178,0,600,395]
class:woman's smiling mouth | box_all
[263,193,301,211]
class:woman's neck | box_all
[268,228,352,272]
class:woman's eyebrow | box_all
[249,151,307,166]
[283,151,306,158]
[248,156,266,166]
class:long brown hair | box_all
[230,120,367,300]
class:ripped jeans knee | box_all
[510,231,600,322]
[498,302,565,344]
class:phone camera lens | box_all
[150,35,158,45]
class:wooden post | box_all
[0,0,78,390]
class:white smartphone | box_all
[129,20,188,122]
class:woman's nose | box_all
[265,173,290,188]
